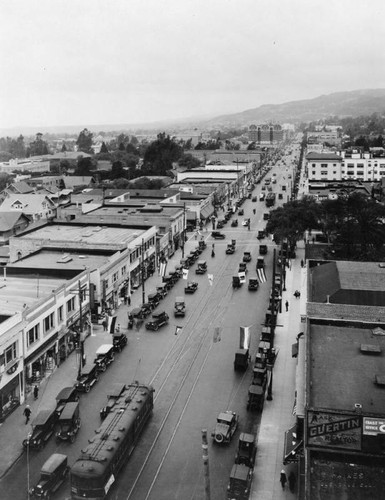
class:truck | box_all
[265,192,276,207]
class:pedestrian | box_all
[285,300,289,312]
[102,318,108,331]
[288,471,296,493]
[33,384,39,400]
[280,470,287,489]
[211,249,215,258]
[23,405,31,424]
[127,293,131,306]
[300,259,304,268]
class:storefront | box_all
[24,333,59,393]
[0,373,20,421]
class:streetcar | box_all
[70,382,154,499]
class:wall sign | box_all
[307,410,362,450]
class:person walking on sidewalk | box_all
[33,384,39,400]
[23,405,31,424]
[102,318,108,331]
[280,470,287,489]
[288,471,296,493]
[285,300,289,312]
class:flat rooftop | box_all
[10,249,113,271]
[309,324,385,415]
[16,224,146,249]
[0,275,67,316]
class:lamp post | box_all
[26,431,32,499]
[141,238,146,306]
[77,280,86,379]
[182,203,186,258]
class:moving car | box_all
[252,196,257,202]
[174,297,186,317]
[259,245,267,255]
[257,230,265,240]
[239,262,248,274]
[212,411,239,444]
[231,219,238,227]
[234,349,250,371]
[94,344,115,373]
[145,311,169,331]
[212,231,226,239]
[23,407,58,450]
[248,277,259,291]
[238,209,244,216]
[195,260,207,274]
[29,453,69,499]
[243,252,252,262]
[217,220,225,229]
[232,276,242,288]
[263,212,270,220]
[55,402,81,443]
[226,243,235,254]
[185,281,198,293]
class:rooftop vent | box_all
[57,255,73,263]
[372,327,385,336]
[375,374,385,386]
[360,344,382,354]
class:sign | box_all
[363,417,385,436]
[307,410,362,450]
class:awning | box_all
[283,424,303,464]
[200,204,214,220]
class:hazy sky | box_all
[1,0,384,129]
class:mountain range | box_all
[1,89,385,136]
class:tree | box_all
[76,128,94,154]
[178,153,201,169]
[28,133,49,156]
[143,133,183,174]
[61,142,67,152]
[110,160,127,180]
[76,156,93,175]
[100,142,108,153]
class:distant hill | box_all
[205,89,385,127]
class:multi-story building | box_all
[248,124,284,144]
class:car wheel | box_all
[215,433,224,444]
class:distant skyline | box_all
[1,0,385,130]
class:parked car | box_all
[148,292,160,309]
[231,219,238,227]
[100,383,126,420]
[112,332,127,352]
[238,209,244,216]
[252,196,257,202]
[217,220,225,229]
[198,240,207,251]
[234,433,257,467]
[145,311,169,331]
[259,245,268,255]
[29,453,69,499]
[185,281,198,293]
[263,212,270,220]
[94,344,115,373]
[227,464,254,499]
[75,362,99,393]
[23,407,58,450]
[55,387,79,418]
[243,252,252,262]
[234,349,250,371]
[156,284,168,298]
[232,276,242,288]
[55,402,81,443]
[140,302,153,317]
[212,411,239,444]
[212,231,226,239]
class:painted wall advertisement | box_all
[307,410,362,450]
[363,417,385,436]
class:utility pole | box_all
[201,429,211,500]
[182,203,186,258]
[77,280,85,378]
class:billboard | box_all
[307,410,362,451]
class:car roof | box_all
[80,362,97,375]
[230,464,251,480]
[175,296,184,302]
[239,432,255,444]
[96,344,114,355]
[56,386,76,401]
[32,408,55,425]
[152,311,166,317]
[59,401,79,420]
[41,453,67,474]
[218,412,234,422]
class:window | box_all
[44,312,54,332]
[321,171,328,175]
[58,306,63,323]
[67,296,76,313]
[5,343,17,364]
[113,272,119,283]
[121,265,126,276]
[27,324,40,346]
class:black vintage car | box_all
[56,402,81,443]
[231,219,238,227]
[55,386,79,418]
[198,240,207,251]
[112,332,127,352]
[195,260,207,274]
[156,284,168,299]
[185,281,198,293]
[174,296,186,317]
[94,344,115,372]
[257,230,266,240]
[145,311,169,331]
[140,302,153,317]
[232,276,242,288]
[212,231,226,239]
[23,407,58,450]
[29,453,69,499]
[243,252,252,262]
[148,293,160,309]
[248,277,259,291]
[235,433,257,468]
[75,362,99,393]
[238,208,244,216]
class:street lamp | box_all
[27,431,32,499]
[181,203,186,258]
[140,239,146,306]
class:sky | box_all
[1,0,385,130]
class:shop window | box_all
[5,343,17,364]
[67,296,76,313]
[58,305,63,323]
[27,324,40,346]
[44,312,55,333]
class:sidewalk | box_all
[0,241,198,479]
[251,241,305,499]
